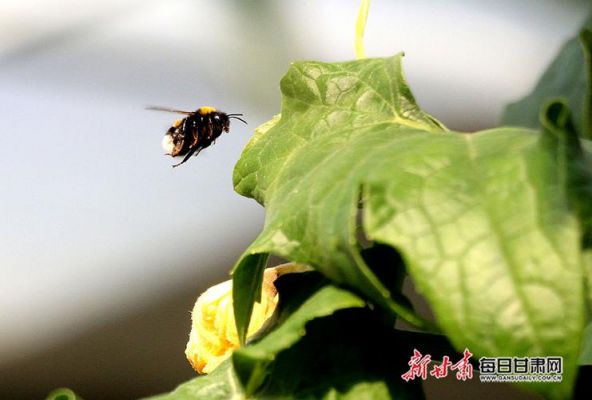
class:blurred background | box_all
[0,0,589,398]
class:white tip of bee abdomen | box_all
[162,134,175,155]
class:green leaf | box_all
[579,321,592,365]
[145,360,241,400]
[234,53,446,205]
[502,18,592,139]
[539,100,592,247]
[232,252,269,345]
[233,54,589,399]
[232,54,443,342]
[362,125,585,400]
[233,271,366,394]
[540,100,592,318]
[247,307,425,400]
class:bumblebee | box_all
[149,106,246,167]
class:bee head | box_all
[226,113,247,130]
[213,113,231,132]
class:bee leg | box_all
[172,150,196,168]
[172,148,203,168]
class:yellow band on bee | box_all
[172,119,183,128]
[198,106,217,115]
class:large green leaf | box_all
[502,17,592,139]
[232,54,444,345]
[232,54,589,399]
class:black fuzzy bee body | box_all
[149,106,246,168]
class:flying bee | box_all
[148,106,247,168]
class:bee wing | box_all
[146,106,193,115]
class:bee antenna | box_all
[229,115,247,124]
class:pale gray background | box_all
[0,0,589,398]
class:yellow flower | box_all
[185,267,280,374]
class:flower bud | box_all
[185,267,282,374]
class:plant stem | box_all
[580,29,592,139]
[355,0,371,59]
